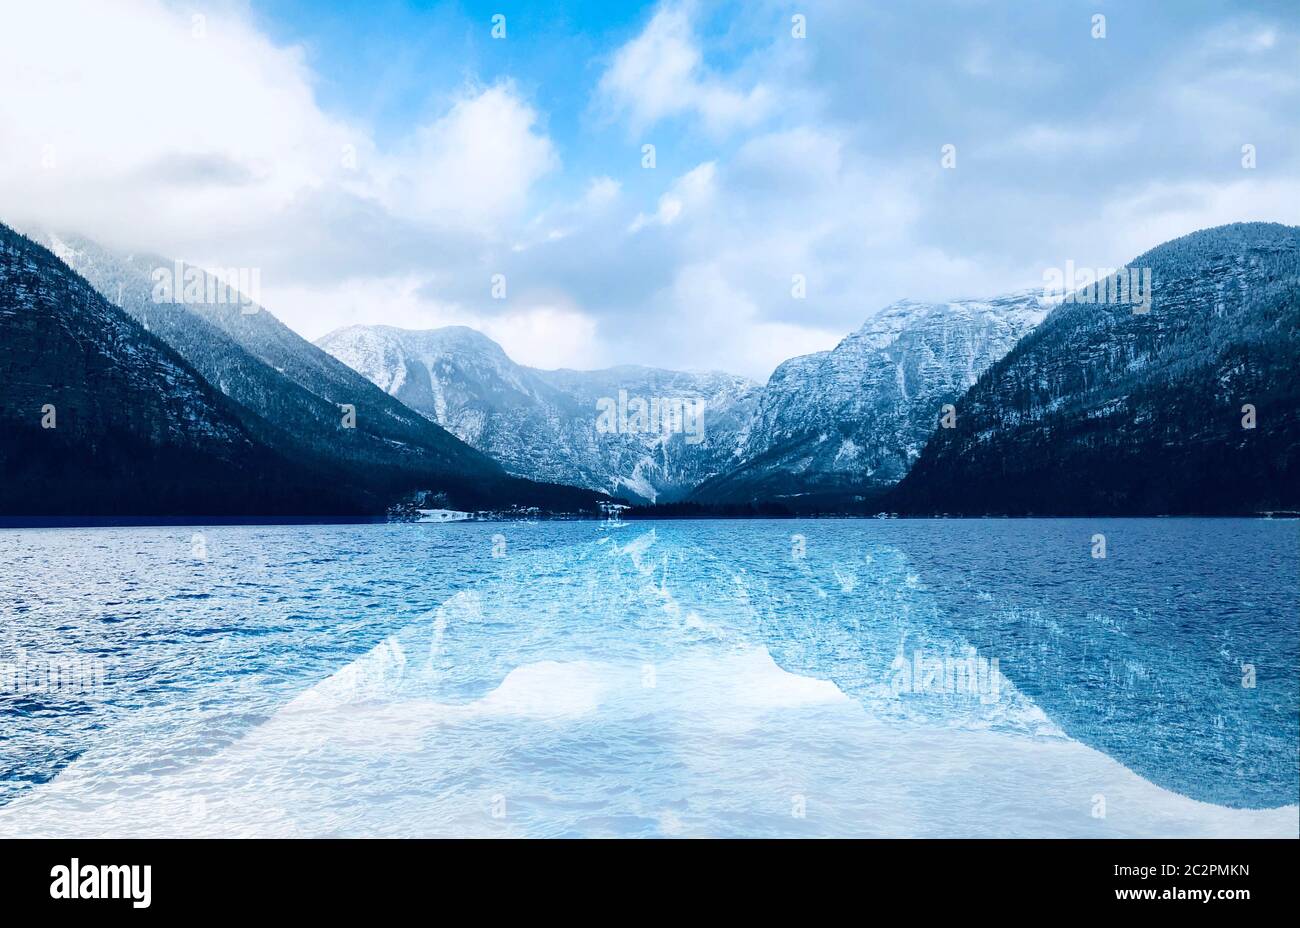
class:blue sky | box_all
[246,0,770,204]
[2,0,1298,377]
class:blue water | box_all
[0,519,1296,837]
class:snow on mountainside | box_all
[689,291,1049,507]
[317,325,762,503]
[18,219,1288,516]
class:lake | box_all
[0,519,1296,837]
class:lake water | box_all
[0,519,1296,837]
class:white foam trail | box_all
[1,646,1293,838]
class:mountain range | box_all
[4,220,1295,520]
[319,294,1047,508]
[316,324,760,503]
[2,224,610,519]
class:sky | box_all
[1,0,1297,380]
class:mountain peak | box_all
[850,289,1049,343]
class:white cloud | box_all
[655,262,843,377]
[999,123,1139,157]
[378,83,558,228]
[605,129,967,378]
[1207,22,1280,54]
[596,3,772,136]
[630,161,715,231]
[0,2,557,262]
[1089,177,1300,268]
[515,176,622,247]
[3,0,1297,387]
[0,0,573,362]
[580,176,623,210]
[0,0,356,254]
[269,275,454,339]
[480,304,604,370]
[959,40,1060,85]
[270,275,604,371]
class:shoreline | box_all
[2,513,1297,530]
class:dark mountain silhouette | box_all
[890,223,1300,515]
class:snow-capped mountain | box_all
[317,325,762,503]
[22,228,611,515]
[689,292,1050,508]
[892,223,1300,515]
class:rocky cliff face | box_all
[317,325,762,503]
[890,223,1300,515]
[690,292,1049,509]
